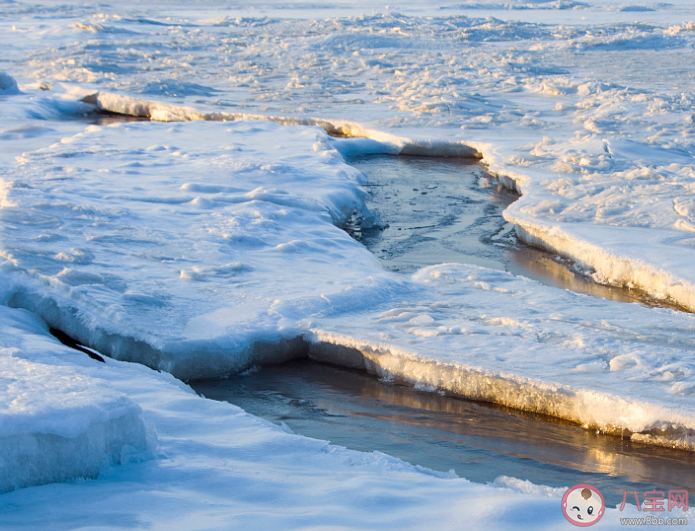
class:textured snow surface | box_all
[3,113,695,450]
[4,119,403,378]
[5,2,695,306]
[309,264,695,447]
[3,0,695,524]
[7,0,695,306]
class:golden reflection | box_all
[193,359,695,496]
[507,248,686,310]
[322,366,693,487]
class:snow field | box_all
[84,88,695,312]
[2,0,695,523]
[9,0,695,310]
[3,118,403,378]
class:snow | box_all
[308,263,695,448]
[2,0,695,527]
[0,306,151,494]
[0,71,19,95]
[4,119,404,377]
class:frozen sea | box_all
[2,0,695,529]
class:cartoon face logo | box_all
[562,484,605,526]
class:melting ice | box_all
[2,0,695,528]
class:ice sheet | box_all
[309,263,695,448]
[2,118,407,377]
[2,115,695,449]
[7,0,694,307]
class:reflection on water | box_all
[348,155,682,310]
[192,360,695,506]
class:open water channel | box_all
[191,155,692,507]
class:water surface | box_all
[349,154,683,310]
[192,360,695,507]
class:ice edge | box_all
[9,272,694,452]
[307,330,695,452]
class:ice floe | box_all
[0,302,655,529]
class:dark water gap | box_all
[191,359,695,507]
[346,154,684,310]
[49,328,105,363]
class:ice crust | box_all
[18,0,695,310]
[4,118,695,450]
[309,264,695,446]
[84,89,695,312]
[4,119,406,377]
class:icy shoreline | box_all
[1,107,694,452]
